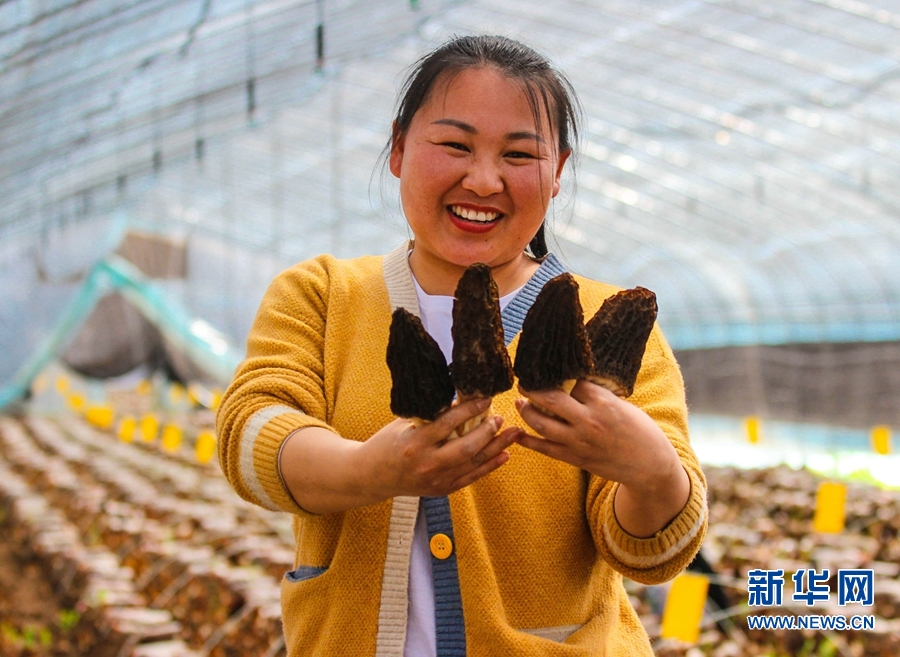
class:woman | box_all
[217,35,707,656]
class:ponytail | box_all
[528,223,548,258]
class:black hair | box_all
[389,35,582,258]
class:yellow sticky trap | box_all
[813,481,847,534]
[187,383,216,408]
[55,375,69,393]
[744,416,760,444]
[195,431,217,464]
[660,572,709,644]
[86,405,115,429]
[872,425,891,455]
[169,383,186,405]
[187,383,202,407]
[118,416,137,442]
[67,393,85,412]
[136,379,152,395]
[140,414,159,443]
[161,424,182,452]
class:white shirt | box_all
[404,275,520,656]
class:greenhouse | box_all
[1,0,899,655]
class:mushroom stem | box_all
[585,374,627,398]
[452,394,493,439]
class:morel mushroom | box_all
[450,263,514,435]
[387,308,455,424]
[584,286,657,398]
[513,273,594,405]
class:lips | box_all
[447,205,503,233]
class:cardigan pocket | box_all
[284,565,328,583]
[520,623,585,643]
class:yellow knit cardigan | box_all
[216,243,708,656]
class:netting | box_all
[1,0,899,442]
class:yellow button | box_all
[429,533,453,560]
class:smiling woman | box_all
[215,34,707,657]
[390,67,570,296]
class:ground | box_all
[0,512,77,657]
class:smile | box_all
[449,205,503,224]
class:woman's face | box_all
[390,67,569,279]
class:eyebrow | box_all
[432,118,546,143]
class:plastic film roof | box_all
[2,0,900,393]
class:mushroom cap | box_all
[387,308,455,421]
[585,286,658,398]
[513,273,594,391]
[450,263,514,398]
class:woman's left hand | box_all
[515,379,690,538]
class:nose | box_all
[462,155,504,197]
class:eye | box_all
[505,151,536,160]
[441,142,469,152]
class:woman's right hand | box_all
[369,396,522,499]
[280,396,521,514]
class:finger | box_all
[516,384,580,424]
[441,414,504,466]
[515,398,571,438]
[428,396,492,440]
[515,431,571,463]
[470,426,521,468]
[570,378,618,405]
[450,440,514,490]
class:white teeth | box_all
[451,205,500,222]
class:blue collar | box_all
[500,253,567,345]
